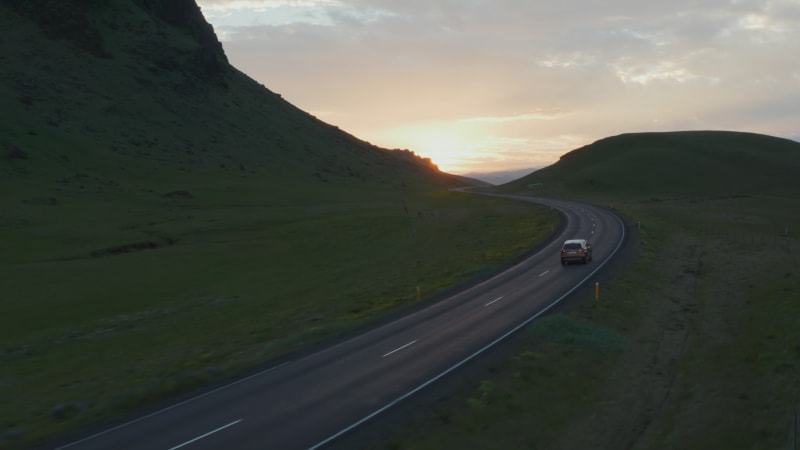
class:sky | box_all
[195,0,800,174]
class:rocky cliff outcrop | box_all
[6,0,229,80]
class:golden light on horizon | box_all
[203,1,800,175]
[376,122,484,174]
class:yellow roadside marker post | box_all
[595,282,600,301]
[417,285,421,301]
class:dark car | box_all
[560,239,592,265]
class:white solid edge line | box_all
[54,363,289,449]
[308,205,627,450]
[168,419,243,450]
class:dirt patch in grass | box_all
[630,236,800,450]
[89,239,176,257]
[550,232,703,449]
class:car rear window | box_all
[564,243,582,249]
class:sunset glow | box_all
[371,123,482,173]
[198,0,800,174]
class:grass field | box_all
[0,187,559,448]
[348,194,800,450]
[0,4,560,447]
[4,2,800,448]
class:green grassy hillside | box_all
[1,0,464,198]
[372,132,800,449]
[6,1,798,448]
[0,2,557,448]
[500,131,800,199]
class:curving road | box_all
[53,197,626,450]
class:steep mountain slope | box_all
[1,3,557,448]
[1,0,466,203]
[501,131,800,198]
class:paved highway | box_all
[53,196,626,450]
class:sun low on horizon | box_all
[358,117,585,174]
[367,122,488,174]
[198,0,800,174]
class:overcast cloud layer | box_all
[197,0,800,173]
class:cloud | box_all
[197,0,800,172]
[461,110,570,123]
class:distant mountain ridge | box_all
[460,167,540,185]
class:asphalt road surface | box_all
[53,196,626,450]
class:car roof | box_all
[563,239,587,244]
